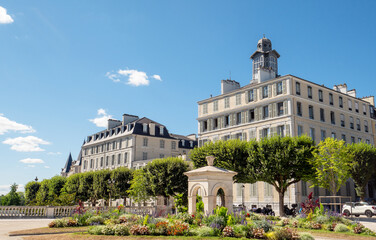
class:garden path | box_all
[0,218,51,240]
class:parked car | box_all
[342,202,376,218]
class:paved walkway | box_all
[0,219,51,240]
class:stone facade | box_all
[197,37,376,214]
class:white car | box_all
[342,202,376,218]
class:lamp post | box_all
[241,184,245,212]
[35,176,38,182]
[108,178,115,207]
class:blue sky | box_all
[1,0,376,194]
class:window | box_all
[236,93,241,105]
[124,153,128,163]
[358,138,362,143]
[213,100,218,111]
[339,96,343,108]
[142,152,147,160]
[307,86,312,99]
[355,102,359,113]
[365,120,369,132]
[331,132,336,138]
[250,183,257,197]
[277,125,285,137]
[363,104,367,115]
[297,102,302,116]
[213,118,218,129]
[113,141,116,150]
[90,159,93,169]
[263,106,269,119]
[249,89,255,102]
[366,139,370,144]
[350,117,354,129]
[301,181,307,196]
[160,126,164,135]
[224,115,230,127]
[351,136,355,143]
[236,112,242,125]
[224,97,230,108]
[321,130,326,141]
[330,111,335,124]
[171,141,176,150]
[203,103,208,114]
[356,118,361,131]
[249,109,255,122]
[277,102,284,116]
[106,156,109,166]
[310,128,315,141]
[202,120,208,132]
[84,160,87,170]
[160,140,165,148]
[160,154,164,158]
[348,99,352,111]
[277,81,283,95]
[309,105,314,119]
[100,157,104,167]
[342,134,346,142]
[265,183,273,197]
[143,123,148,133]
[117,154,121,165]
[318,90,323,102]
[329,93,333,105]
[261,128,269,138]
[111,155,115,166]
[143,138,148,147]
[119,140,122,149]
[298,125,303,136]
[190,141,193,147]
[320,108,325,122]
[340,114,345,127]
[296,82,301,95]
[262,86,269,98]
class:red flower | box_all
[192,214,195,218]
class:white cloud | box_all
[27,165,35,168]
[152,75,162,81]
[107,69,162,87]
[47,152,61,155]
[44,166,50,169]
[19,158,44,164]
[89,109,112,128]
[3,136,50,152]
[0,114,35,135]
[0,6,13,24]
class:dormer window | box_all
[190,141,193,147]
[182,140,185,146]
[160,126,164,135]
[143,123,148,133]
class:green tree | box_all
[111,167,133,204]
[24,181,41,205]
[62,173,81,202]
[248,136,315,216]
[79,171,96,205]
[127,169,149,204]
[35,179,50,205]
[2,183,21,206]
[48,176,66,205]
[93,169,111,205]
[310,138,351,196]
[190,139,252,183]
[347,142,376,201]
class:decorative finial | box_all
[263,34,266,38]
[206,156,215,166]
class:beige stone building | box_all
[197,37,376,213]
[62,114,197,176]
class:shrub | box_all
[324,222,337,231]
[104,218,120,225]
[300,232,315,240]
[252,228,265,239]
[222,226,234,237]
[282,218,290,226]
[315,215,329,224]
[87,216,105,225]
[48,221,56,228]
[175,212,194,224]
[310,222,322,230]
[167,222,189,236]
[154,221,168,235]
[253,219,273,232]
[88,225,104,235]
[233,224,247,238]
[353,223,365,234]
[334,223,349,232]
[102,225,115,235]
[74,212,92,226]
[266,215,281,221]
[53,219,67,228]
[66,219,78,227]
[113,224,129,236]
[273,227,299,240]
[291,221,298,228]
[130,224,150,235]
[204,215,226,230]
[249,213,262,221]
[192,226,215,237]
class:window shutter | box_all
[244,111,249,123]
[259,107,263,120]
[283,100,288,115]
[208,119,212,131]
[232,114,236,126]
[268,85,271,98]
[255,108,259,121]
[249,129,255,139]
[273,103,277,118]
[245,91,249,103]
[285,124,291,136]
[242,132,247,141]
[200,121,204,133]
[254,89,258,101]
[259,129,263,139]
[221,117,225,128]
[271,127,277,136]
[268,104,272,118]
[241,112,245,124]
[282,80,287,94]
[273,84,277,96]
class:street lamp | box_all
[108,179,115,207]
[241,184,245,212]
[35,176,38,182]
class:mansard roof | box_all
[62,153,73,173]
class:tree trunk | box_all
[279,191,285,217]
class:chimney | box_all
[107,119,121,130]
[221,79,240,94]
[122,114,139,125]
